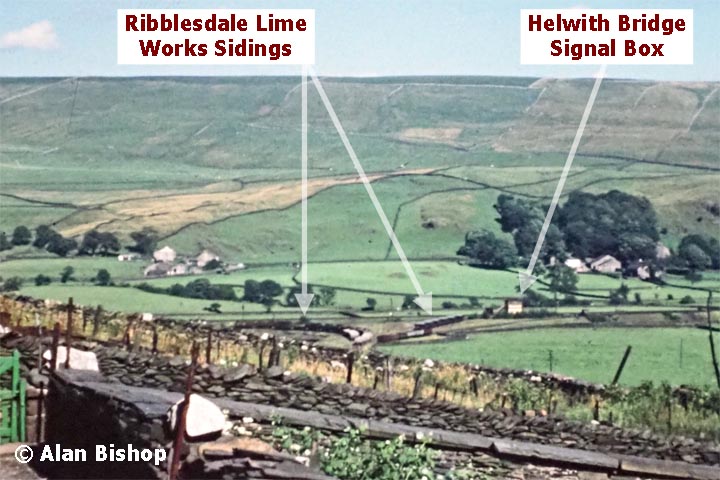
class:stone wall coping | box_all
[54,370,720,480]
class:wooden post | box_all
[169,342,199,480]
[469,376,479,397]
[152,326,159,355]
[611,346,632,385]
[345,351,354,384]
[81,307,88,333]
[373,373,380,390]
[706,292,720,389]
[50,322,61,373]
[384,357,391,390]
[593,399,600,421]
[92,305,102,338]
[205,330,213,365]
[64,298,74,369]
[433,382,440,400]
[412,370,423,399]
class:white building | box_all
[153,246,177,263]
[196,250,220,268]
[564,257,590,273]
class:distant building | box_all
[656,242,671,260]
[117,253,140,262]
[196,250,220,268]
[144,262,172,277]
[153,246,176,263]
[564,257,590,273]
[168,263,188,276]
[590,255,622,273]
[504,298,523,315]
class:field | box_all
[381,327,718,386]
[1,76,719,387]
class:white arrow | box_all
[309,68,432,314]
[519,65,607,294]
[294,65,315,314]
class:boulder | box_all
[167,394,226,439]
[43,347,99,371]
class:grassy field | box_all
[381,327,719,386]
[3,255,717,317]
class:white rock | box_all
[43,347,99,371]
[342,328,360,339]
[167,394,225,439]
[423,358,435,369]
[353,332,374,344]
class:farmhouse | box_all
[196,250,220,268]
[153,246,176,263]
[117,253,140,262]
[143,262,172,277]
[564,257,590,273]
[589,255,622,273]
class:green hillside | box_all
[1,76,718,265]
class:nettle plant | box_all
[270,419,438,480]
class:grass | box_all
[381,327,719,386]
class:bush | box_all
[441,301,458,309]
[679,295,695,304]
[34,274,52,286]
[1,277,23,292]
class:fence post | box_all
[205,330,213,365]
[706,292,720,389]
[169,342,199,480]
[64,298,74,369]
[345,351,354,384]
[412,369,423,399]
[152,326,159,355]
[611,346,632,385]
[92,305,102,338]
[50,322,61,373]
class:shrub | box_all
[679,295,695,304]
[34,274,52,286]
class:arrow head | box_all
[413,293,433,315]
[518,272,537,294]
[294,293,315,315]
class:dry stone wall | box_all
[4,332,717,467]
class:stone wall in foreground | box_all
[4,332,715,467]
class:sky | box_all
[0,0,718,80]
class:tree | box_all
[202,258,223,271]
[33,225,57,248]
[680,244,711,271]
[11,226,32,246]
[401,295,418,310]
[243,279,283,306]
[545,264,578,308]
[457,229,517,268]
[129,228,159,255]
[286,284,319,308]
[363,297,377,311]
[47,234,77,257]
[679,235,718,270]
[94,269,112,286]
[79,230,120,255]
[206,303,222,313]
[493,196,565,263]
[318,287,337,306]
[1,277,23,292]
[34,274,52,286]
[555,190,659,262]
[60,266,75,283]
[0,232,11,251]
